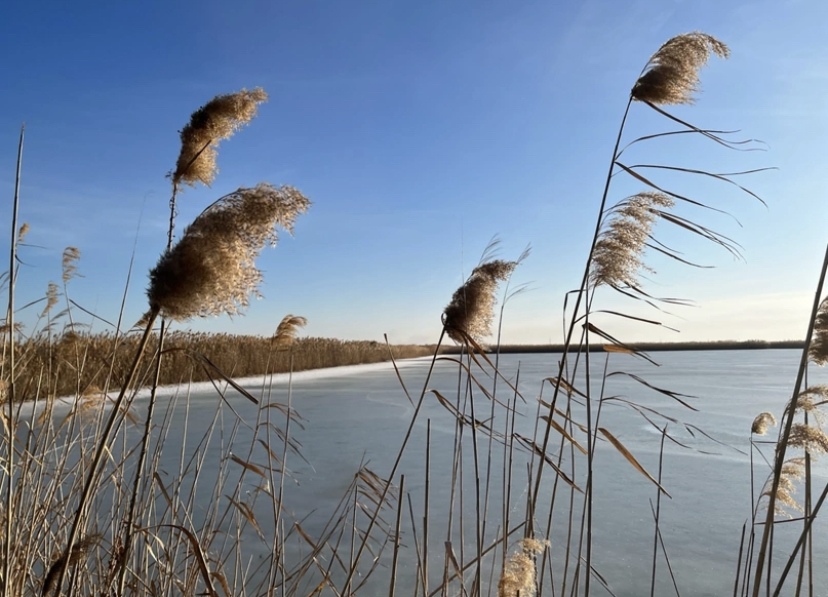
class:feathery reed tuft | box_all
[787,423,828,455]
[590,191,674,289]
[631,32,729,105]
[273,314,308,347]
[41,282,60,317]
[762,458,805,517]
[173,88,268,187]
[497,538,548,597]
[61,247,81,283]
[809,297,828,365]
[752,412,777,435]
[17,222,28,244]
[443,259,518,343]
[147,183,311,321]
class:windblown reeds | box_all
[590,191,674,290]
[147,183,311,321]
[172,87,268,187]
[442,259,518,343]
[273,315,308,348]
[631,32,729,105]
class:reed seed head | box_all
[751,412,777,435]
[632,32,729,105]
[173,88,268,187]
[497,538,548,597]
[809,298,828,365]
[443,259,518,343]
[788,423,828,455]
[41,282,60,318]
[147,183,311,321]
[590,192,674,289]
[62,247,81,283]
[273,314,308,347]
[762,458,805,517]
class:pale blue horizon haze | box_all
[1,0,826,345]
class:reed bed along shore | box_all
[10,331,437,401]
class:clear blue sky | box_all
[1,0,826,344]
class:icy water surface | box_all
[55,349,828,596]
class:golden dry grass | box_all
[6,331,436,402]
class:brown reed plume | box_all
[172,87,268,187]
[752,412,777,436]
[590,191,674,290]
[631,32,729,105]
[442,259,518,343]
[787,423,828,455]
[61,247,81,283]
[761,458,805,517]
[273,314,308,347]
[808,297,828,365]
[147,183,311,321]
[497,538,548,597]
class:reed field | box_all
[3,30,828,597]
[9,331,436,402]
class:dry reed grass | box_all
[273,314,308,347]
[443,259,518,343]
[0,30,784,597]
[148,184,311,320]
[590,191,674,290]
[173,88,268,187]
[7,330,435,401]
[751,412,777,435]
[632,32,729,105]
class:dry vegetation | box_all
[2,31,826,597]
[10,331,436,402]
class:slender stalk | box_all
[388,475,405,597]
[4,123,24,597]
[424,419,431,597]
[339,329,446,595]
[531,97,633,513]
[55,308,159,597]
[751,243,828,597]
[116,322,167,594]
[650,425,668,597]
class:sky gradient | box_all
[1,0,826,345]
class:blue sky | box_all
[1,0,826,345]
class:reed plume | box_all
[809,297,828,365]
[273,314,308,347]
[147,183,311,321]
[752,412,777,435]
[762,458,805,517]
[16,223,28,244]
[61,247,81,283]
[41,282,59,317]
[590,191,674,290]
[787,423,828,455]
[172,88,268,187]
[497,538,548,597]
[442,259,518,343]
[631,32,729,105]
